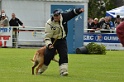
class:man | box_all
[100,16,111,33]
[90,18,101,33]
[0,10,6,21]
[87,17,93,32]
[114,15,121,28]
[0,13,9,27]
[116,21,124,47]
[9,13,24,27]
[38,8,84,76]
[9,13,24,47]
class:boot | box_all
[59,63,68,76]
[37,64,48,74]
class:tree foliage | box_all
[88,0,116,18]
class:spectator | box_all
[108,16,114,30]
[0,10,9,21]
[9,13,24,48]
[121,18,124,22]
[0,13,9,27]
[9,13,24,28]
[90,18,101,33]
[114,15,121,28]
[100,16,111,33]
[0,10,5,21]
[99,17,105,23]
[99,17,105,28]
[87,17,93,32]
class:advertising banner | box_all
[84,33,124,50]
[0,27,12,47]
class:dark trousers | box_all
[12,28,17,48]
[44,38,68,66]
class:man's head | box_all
[104,16,109,22]
[1,10,5,14]
[53,10,61,22]
[88,18,93,23]
[12,13,16,19]
[94,18,98,24]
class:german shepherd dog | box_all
[31,46,58,75]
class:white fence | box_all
[0,26,45,48]
[1,27,124,50]
[17,26,45,48]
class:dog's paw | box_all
[36,72,43,75]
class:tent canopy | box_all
[106,6,124,18]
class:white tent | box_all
[106,6,124,18]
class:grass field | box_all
[0,48,124,82]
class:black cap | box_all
[53,10,61,16]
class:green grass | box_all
[0,48,124,82]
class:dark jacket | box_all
[9,18,23,26]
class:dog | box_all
[31,46,58,75]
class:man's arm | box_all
[17,18,25,28]
[17,18,23,26]
[62,8,84,22]
[44,23,54,47]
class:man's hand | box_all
[22,25,25,28]
[48,44,54,49]
[79,8,84,12]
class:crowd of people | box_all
[0,10,24,28]
[88,15,124,33]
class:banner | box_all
[0,27,12,47]
[84,33,124,50]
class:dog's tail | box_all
[31,59,34,62]
[31,52,39,63]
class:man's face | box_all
[53,15,60,22]
[94,20,98,24]
[2,16,5,19]
[12,13,15,19]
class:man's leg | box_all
[38,47,56,74]
[57,39,68,76]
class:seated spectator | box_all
[0,13,9,27]
[90,18,101,33]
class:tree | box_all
[88,0,116,18]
